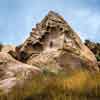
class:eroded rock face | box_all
[1,45,15,53]
[17,11,99,72]
[0,52,41,95]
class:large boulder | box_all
[0,52,41,99]
[16,11,99,72]
[1,45,16,53]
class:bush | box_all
[0,43,3,51]
[85,40,100,61]
[96,55,100,61]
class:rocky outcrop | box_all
[1,45,16,53]
[0,52,41,97]
[16,11,99,72]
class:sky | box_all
[0,0,100,45]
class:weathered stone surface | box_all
[1,45,15,53]
[0,52,41,95]
[17,11,99,72]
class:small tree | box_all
[96,55,100,61]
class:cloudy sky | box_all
[0,0,100,45]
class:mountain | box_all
[0,11,100,100]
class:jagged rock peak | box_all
[29,11,82,51]
[15,11,99,72]
[41,11,66,24]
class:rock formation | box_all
[0,11,99,99]
[15,11,99,72]
[0,52,41,99]
[1,45,15,53]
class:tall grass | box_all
[25,70,100,100]
[0,69,100,100]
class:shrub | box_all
[96,55,100,61]
[0,43,3,51]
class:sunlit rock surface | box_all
[17,11,99,72]
[0,52,41,95]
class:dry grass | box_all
[25,69,100,100]
[0,69,100,100]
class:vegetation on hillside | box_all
[26,70,100,100]
[85,40,100,61]
[0,69,99,100]
[0,43,3,51]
